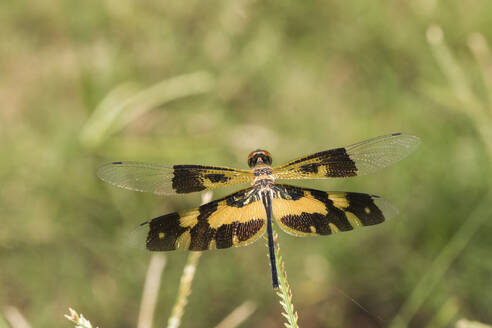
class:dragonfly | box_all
[97,132,420,288]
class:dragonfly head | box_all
[248,149,272,168]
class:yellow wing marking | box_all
[328,223,340,233]
[179,211,199,228]
[346,212,362,227]
[207,199,265,229]
[176,231,191,249]
[328,193,349,209]
[272,191,328,219]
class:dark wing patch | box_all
[141,187,267,251]
[271,184,398,237]
[272,133,420,179]
[97,162,253,195]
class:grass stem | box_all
[215,301,257,328]
[166,252,201,328]
[137,254,167,328]
[272,232,299,328]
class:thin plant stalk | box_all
[272,232,299,328]
[215,301,257,328]
[4,306,32,328]
[137,254,167,328]
[456,319,492,328]
[166,253,201,328]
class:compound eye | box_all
[247,151,258,168]
[260,154,272,166]
[247,156,255,168]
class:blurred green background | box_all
[1,1,492,327]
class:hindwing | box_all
[271,184,398,237]
[141,187,267,251]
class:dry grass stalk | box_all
[215,301,257,328]
[4,306,32,328]
[137,254,167,328]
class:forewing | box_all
[271,184,398,237]
[273,133,420,179]
[140,187,267,251]
[97,161,253,195]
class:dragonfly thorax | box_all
[252,163,274,190]
[254,176,275,192]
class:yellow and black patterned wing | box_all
[272,133,420,180]
[271,184,398,237]
[97,162,253,195]
[140,187,267,251]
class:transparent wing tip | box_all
[96,162,119,181]
[127,221,149,251]
[392,132,422,154]
[372,195,399,221]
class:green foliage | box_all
[1,1,492,327]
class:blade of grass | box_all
[389,191,492,328]
[80,71,214,148]
[426,25,486,121]
[425,298,459,328]
[466,32,492,155]
[426,25,492,156]
[468,32,492,106]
